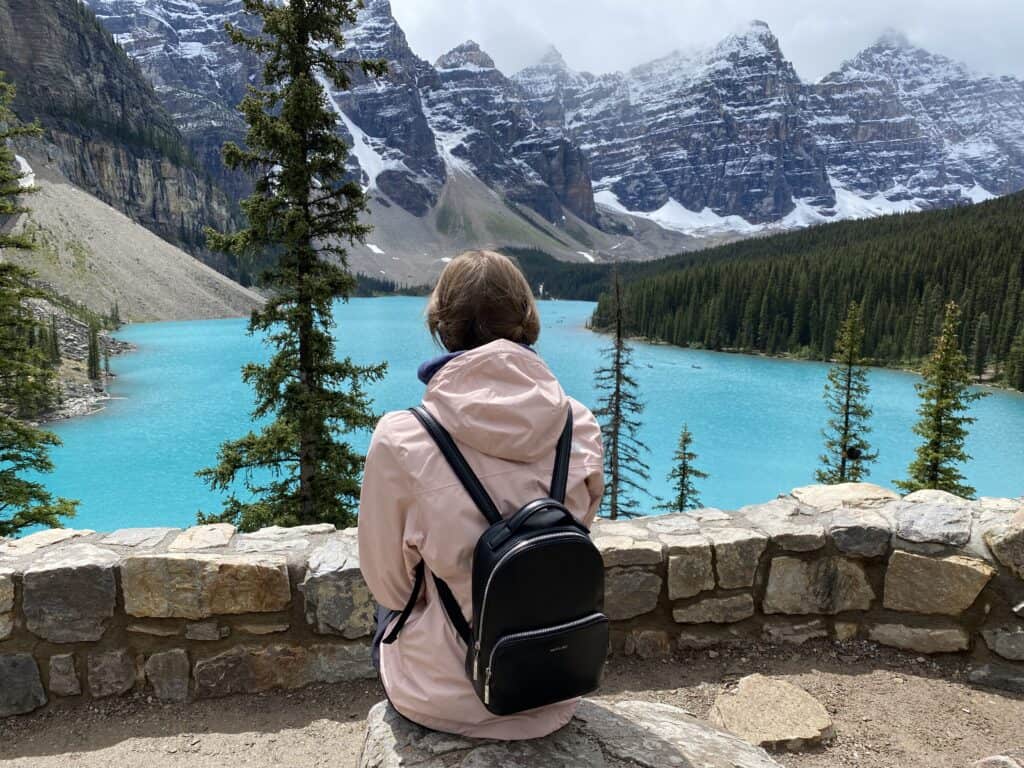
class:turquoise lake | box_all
[39,297,1024,532]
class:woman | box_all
[358,250,605,740]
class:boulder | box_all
[87,649,136,698]
[791,483,899,511]
[144,649,191,702]
[738,500,825,552]
[981,626,1024,661]
[121,553,290,619]
[357,699,784,767]
[0,567,14,613]
[48,654,81,697]
[984,511,1024,579]
[666,535,714,599]
[167,523,236,551]
[0,528,93,556]
[703,527,769,589]
[673,594,755,624]
[302,538,375,638]
[869,623,970,654]
[763,556,874,615]
[828,508,892,557]
[603,567,662,621]
[22,544,118,643]
[708,674,834,752]
[883,551,994,616]
[894,497,973,546]
[0,654,47,717]
[593,534,662,567]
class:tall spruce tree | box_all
[1007,326,1024,391]
[970,312,990,382]
[816,302,878,483]
[48,314,60,365]
[594,266,651,519]
[86,324,101,381]
[897,302,987,498]
[0,73,77,536]
[197,0,387,531]
[658,424,707,513]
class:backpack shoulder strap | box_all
[381,561,472,647]
[550,406,574,504]
[409,406,502,526]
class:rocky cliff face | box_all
[0,0,235,258]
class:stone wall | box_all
[1,484,1022,718]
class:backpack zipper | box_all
[482,612,606,706]
[472,530,591,679]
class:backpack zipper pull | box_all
[484,666,492,706]
[472,641,481,681]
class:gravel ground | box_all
[1,642,1021,768]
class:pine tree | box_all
[1007,326,1024,391]
[816,302,878,483]
[971,312,990,382]
[110,301,121,327]
[86,325,101,381]
[196,0,388,531]
[594,266,651,519]
[897,302,988,498]
[48,315,61,365]
[0,74,77,537]
[657,424,707,513]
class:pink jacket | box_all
[358,340,605,739]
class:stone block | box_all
[121,553,290,619]
[833,621,860,641]
[791,483,899,511]
[594,535,662,567]
[982,626,1024,661]
[738,500,825,552]
[101,528,177,548]
[828,508,892,557]
[895,498,973,546]
[673,594,755,624]
[666,535,714,599]
[0,612,12,640]
[185,620,229,641]
[623,630,671,659]
[87,649,136,698]
[708,674,835,752]
[868,623,970,654]
[0,567,14,613]
[302,538,374,638]
[23,545,118,643]
[763,556,874,615]
[604,567,662,620]
[646,513,701,535]
[167,523,236,551]
[762,619,829,645]
[308,643,375,683]
[0,654,46,716]
[48,654,81,697]
[193,645,310,697]
[0,529,93,557]
[704,527,769,589]
[984,511,1024,579]
[883,551,994,616]
[357,699,784,768]
[145,649,190,702]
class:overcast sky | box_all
[388,0,1024,82]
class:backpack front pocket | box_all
[482,612,609,716]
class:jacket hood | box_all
[421,339,570,463]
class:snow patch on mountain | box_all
[14,155,34,189]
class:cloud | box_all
[388,0,1024,81]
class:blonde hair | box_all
[427,250,541,352]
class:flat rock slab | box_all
[594,535,663,567]
[738,500,826,552]
[708,674,835,752]
[883,551,994,616]
[869,623,970,654]
[763,556,874,615]
[358,699,784,767]
[828,508,892,557]
[894,499,973,546]
[100,528,177,548]
[0,528,93,557]
[167,523,236,551]
[673,594,755,624]
[791,483,899,511]
[604,567,662,621]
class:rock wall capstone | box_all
[0,484,1022,718]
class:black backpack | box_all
[382,405,608,716]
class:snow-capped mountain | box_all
[73,0,1024,269]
